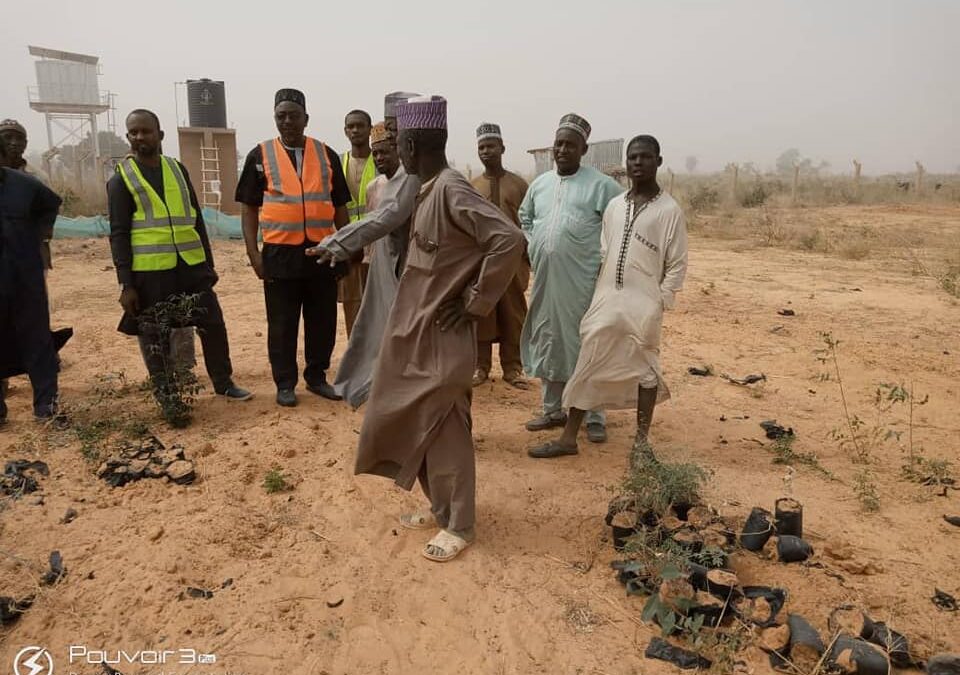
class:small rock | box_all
[31,496,45,506]
[127,459,149,476]
[148,526,165,542]
[824,541,854,561]
[61,508,78,524]
[199,443,216,457]
[837,559,884,575]
[165,561,179,574]
[185,587,213,600]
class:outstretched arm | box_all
[308,173,420,264]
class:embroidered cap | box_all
[370,121,391,145]
[274,88,306,111]
[557,113,591,142]
[396,96,447,131]
[476,123,502,142]
[0,119,27,137]
[384,91,422,118]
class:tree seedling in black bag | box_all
[775,497,803,537]
[785,614,825,673]
[763,535,814,563]
[0,595,34,625]
[736,586,787,628]
[740,507,774,551]
[828,635,891,675]
[926,654,960,675]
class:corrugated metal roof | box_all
[527,138,624,176]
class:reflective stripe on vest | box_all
[259,137,336,245]
[117,156,206,272]
[341,152,377,222]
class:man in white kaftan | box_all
[530,134,687,459]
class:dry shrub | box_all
[57,185,107,217]
[838,240,872,260]
[752,209,789,246]
[685,184,721,213]
[795,226,831,253]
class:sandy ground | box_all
[1,204,958,674]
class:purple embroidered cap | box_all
[396,96,448,131]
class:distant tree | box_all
[685,155,698,173]
[776,148,803,175]
[776,148,830,176]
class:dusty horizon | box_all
[1,0,957,177]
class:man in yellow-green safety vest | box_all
[107,109,252,409]
[337,109,377,337]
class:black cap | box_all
[274,88,306,111]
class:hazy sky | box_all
[2,0,957,175]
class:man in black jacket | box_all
[0,141,63,425]
[107,109,251,409]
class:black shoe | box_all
[217,384,254,401]
[586,422,607,443]
[306,379,342,401]
[276,389,297,407]
[528,441,579,459]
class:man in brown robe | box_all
[470,123,530,388]
[354,96,524,562]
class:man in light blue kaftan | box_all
[519,113,623,444]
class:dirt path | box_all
[1,204,958,674]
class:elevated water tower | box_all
[27,45,114,186]
[176,79,240,215]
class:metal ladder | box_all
[199,145,222,211]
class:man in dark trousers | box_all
[107,109,251,408]
[237,88,351,407]
[0,140,64,425]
